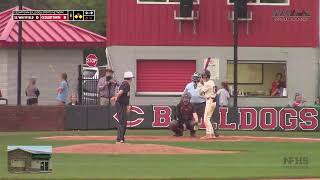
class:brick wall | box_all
[0,106,65,132]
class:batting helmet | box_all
[201,70,211,79]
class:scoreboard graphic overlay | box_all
[12,10,95,21]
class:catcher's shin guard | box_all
[169,120,183,136]
[187,121,198,137]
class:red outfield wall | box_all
[107,0,319,47]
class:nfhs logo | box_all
[283,156,309,168]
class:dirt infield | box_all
[53,143,239,155]
[39,135,320,143]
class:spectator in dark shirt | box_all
[113,71,134,144]
[67,93,79,106]
[169,92,199,137]
[25,77,40,105]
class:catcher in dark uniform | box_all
[169,92,199,137]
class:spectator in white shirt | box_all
[217,81,230,107]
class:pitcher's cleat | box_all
[116,140,125,144]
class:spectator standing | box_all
[113,71,134,144]
[184,72,206,124]
[199,70,217,140]
[56,73,69,105]
[25,77,40,105]
[0,89,8,105]
[68,93,79,106]
[97,66,118,106]
[292,92,305,107]
[217,81,230,107]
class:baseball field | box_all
[1,130,320,180]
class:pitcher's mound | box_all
[53,143,239,155]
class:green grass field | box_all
[0,130,320,180]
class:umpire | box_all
[113,71,134,144]
[184,72,206,123]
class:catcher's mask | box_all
[182,92,192,105]
[192,72,201,82]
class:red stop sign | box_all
[86,54,98,67]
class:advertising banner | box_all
[66,106,320,131]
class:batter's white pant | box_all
[204,99,216,135]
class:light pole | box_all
[233,0,239,107]
[17,0,23,105]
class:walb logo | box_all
[272,9,311,22]
[283,156,309,168]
